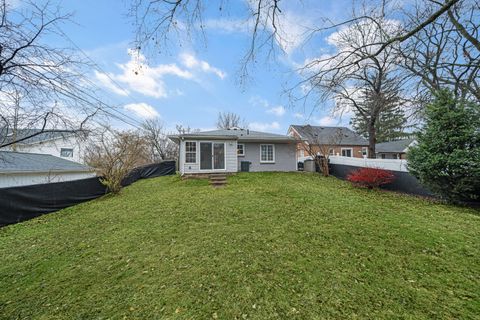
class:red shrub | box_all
[347,167,395,189]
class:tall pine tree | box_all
[350,103,410,143]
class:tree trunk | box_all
[367,121,376,158]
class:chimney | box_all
[247,129,250,135]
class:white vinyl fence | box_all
[329,156,409,172]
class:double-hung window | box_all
[341,148,353,157]
[237,143,245,156]
[185,141,197,163]
[260,144,274,163]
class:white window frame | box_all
[237,143,245,156]
[329,148,335,156]
[60,148,73,158]
[260,144,275,163]
[199,141,227,171]
[341,148,353,157]
[361,147,368,158]
[185,141,197,164]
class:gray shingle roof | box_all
[170,128,295,142]
[0,128,77,145]
[290,125,368,146]
[376,139,416,153]
[0,151,93,173]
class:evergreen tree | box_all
[408,90,480,203]
[351,94,410,143]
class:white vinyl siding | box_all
[0,171,96,188]
[181,140,237,174]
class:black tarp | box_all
[0,161,176,226]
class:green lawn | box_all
[0,173,479,319]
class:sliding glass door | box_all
[200,142,225,170]
[200,142,213,170]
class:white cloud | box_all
[180,53,226,79]
[249,96,286,117]
[272,11,312,55]
[94,71,129,96]
[95,49,193,98]
[293,112,304,119]
[248,121,280,131]
[314,116,336,126]
[266,106,286,116]
[204,7,312,55]
[202,18,252,34]
[124,103,159,119]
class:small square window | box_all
[237,144,245,156]
[60,148,73,157]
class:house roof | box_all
[375,139,416,153]
[0,151,93,174]
[289,125,368,146]
[0,128,78,145]
[169,128,295,143]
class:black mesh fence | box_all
[0,161,175,226]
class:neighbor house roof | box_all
[169,128,295,143]
[0,151,93,174]
[289,125,368,146]
[375,139,416,153]
[0,128,78,146]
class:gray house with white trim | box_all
[168,128,297,175]
[375,139,417,159]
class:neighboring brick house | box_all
[287,125,369,161]
[375,139,416,159]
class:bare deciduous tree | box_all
[300,127,345,176]
[299,15,407,157]
[0,0,101,149]
[216,112,244,130]
[142,119,178,161]
[129,0,464,78]
[400,0,480,103]
[85,128,149,194]
[175,124,199,134]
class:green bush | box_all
[408,90,480,202]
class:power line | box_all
[54,25,151,128]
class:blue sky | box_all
[43,0,354,133]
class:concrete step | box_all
[210,176,227,181]
[209,173,227,187]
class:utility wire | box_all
[54,25,150,129]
